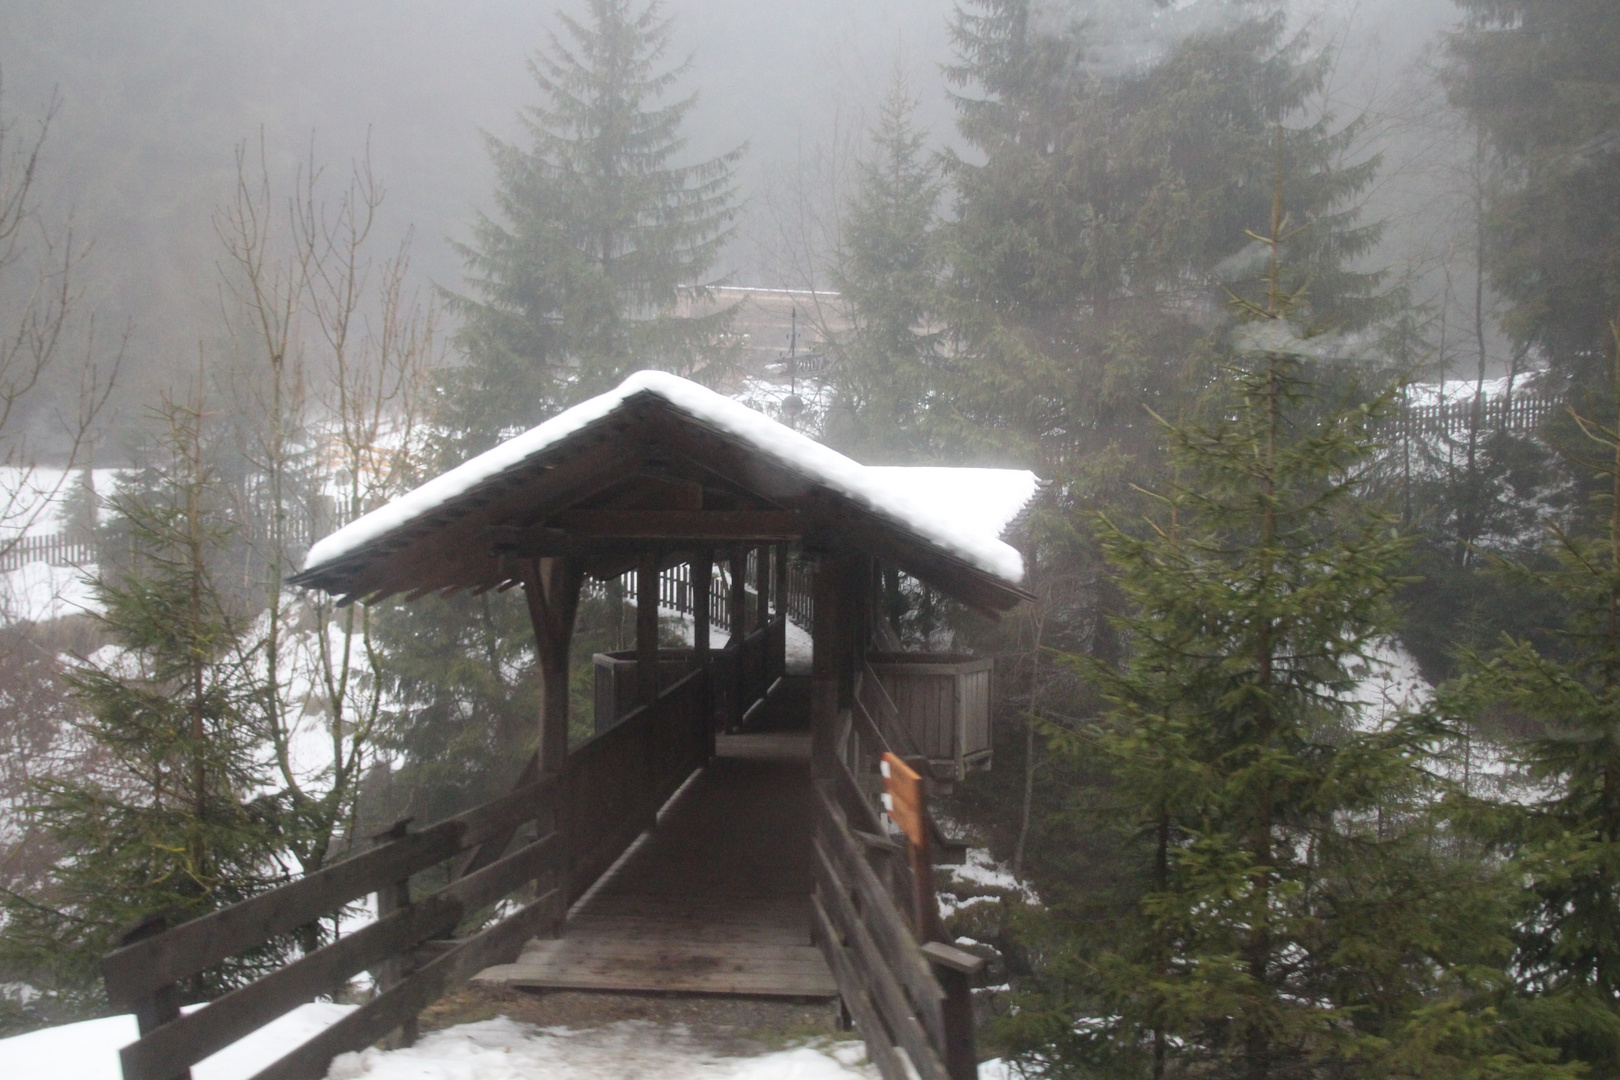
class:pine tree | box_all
[0,390,289,1015]
[448,0,744,448]
[1443,0,1620,396]
[825,72,943,461]
[997,186,1546,1080]
[1438,301,1620,1076]
[939,0,1386,473]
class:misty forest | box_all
[0,0,1617,1077]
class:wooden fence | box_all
[596,555,814,635]
[1390,391,1556,439]
[101,662,727,1080]
[811,664,980,1080]
[101,774,567,1080]
[0,532,97,571]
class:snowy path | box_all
[327,1018,875,1079]
[0,1006,879,1080]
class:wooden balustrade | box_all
[564,667,709,900]
[812,783,952,1080]
[101,775,564,1080]
[101,608,784,1080]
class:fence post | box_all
[113,912,191,1080]
[371,818,419,1047]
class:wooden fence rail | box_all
[587,556,814,635]
[0,532,97,570]
[101,617,784,1080]
[103,667,717,1080]
[102,773,565,1080]
[566,667,709,898]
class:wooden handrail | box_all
[117,832,564,1080]
[812,780,954,1080]
[102,774,560,1008]
[813,843,948,1080]
[103,647,731,1080]
[248,888,561,1080]
[815,785,946,1035]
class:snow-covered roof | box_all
[302,371,1038,587]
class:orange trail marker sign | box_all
[880,752,926,849]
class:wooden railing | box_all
[0,531,97,570]
[1389,390,1555,439]
[100,617,785,1080]
[709,616,786,731]
[812,667,980,1080]
[101,775,566,1080]
[565,667,709,897]
[591,556,814,634]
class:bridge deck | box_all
[476,689,834,998]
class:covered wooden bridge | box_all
[99,371,1037,1080]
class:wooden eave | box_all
[289,391,1033,617]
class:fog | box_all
[0,0,1518,440]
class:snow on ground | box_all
[1405,376,1520,407]
[0,558,99,622]
[0,1009,915,1080]
[1345,638,1432,728]
[0,466,121,537]
[0,1001,356,1080]
[328,1019,876,1080]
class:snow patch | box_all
[0,1001,355,1080]
[327,1018,875,1079]
[0,560,99,622]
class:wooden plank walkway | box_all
[476,728,835,998]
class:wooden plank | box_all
[560,916,809,946]
[552,510,803,540]
[510,938,828,965]
[480,952,837,997]
[812,894,909,1080]
[814,840,948,1080]
[248,889,561,1080]
[102,776,559,1007]
[814,784,946,1043]
[119,833,564,1080]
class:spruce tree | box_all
[1443,0,1620,395]
[826,72,943,461]
[997,189,1542,1080]
[0,391,289,1015]
[939,0,1386,473]
[448,0,744,448]
[1437,302,1620,1076]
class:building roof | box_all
[294,371,1037,613]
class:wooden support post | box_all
[755,544,770,630]
[693,549,714,755]
[520,556,581,915]
[728,545,749,728]
[773,543,788,621]
[115,913,190,1080]
[521,557,583,777]
[729,546,749,641]
[636,551,660,707]
[810,553,842,779]
[371,818,419,1048]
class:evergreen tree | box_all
[1438,302,1620,1076]
[996,194,1544,1080]
[448,0,744,449]
[825,72,943,461]
[939,0,1386,474]
[0,391,289,1015]
[1444,0,1620,395]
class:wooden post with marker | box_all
[880,751,981,1080]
